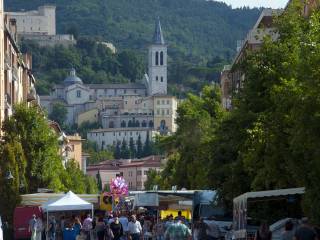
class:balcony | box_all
[4,53,11,70]
[12,67,19,82]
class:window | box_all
[102,141,105,146]
[134,89,137,94]
[162,109,165,116]
[109,121,114,128]
[167,109,170,115]
[155,52,159,65]
[160,51,164,65]
[161,77,164,82]
[157,109,160,115]
[119,132,121,136]
[76,90,81,98]
[136,132,138,135]
[130,132,133,136]
[167,100,170,104]
[162,100,165,104]
[120,172,123,176]
[156,76,159,81]
[144,170,148,176]
[124,89,127,94]
[137,170,142,176]
[157,100,160,105]
[113,132,116,136]
[125,101,128,105]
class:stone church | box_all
[40,19,178,149]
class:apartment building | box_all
[0,15,39,133]
[86,156,163,191]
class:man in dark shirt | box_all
[295,218,317,240]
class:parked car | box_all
[13,206,43,239]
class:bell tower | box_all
[148,18,167,95]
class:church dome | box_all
[64,68,83,86]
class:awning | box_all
[233,187,305,203]
[42,191,93,212]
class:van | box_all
[13,206,43,239]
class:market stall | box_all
[42,191,94,230]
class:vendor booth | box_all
[233,187,305,240]
[42,191,94,230]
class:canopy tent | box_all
[42,191,93,212]
[233,187,305,239]
[42,191,94,231]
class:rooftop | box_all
[153,18,165,45]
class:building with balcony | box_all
[220,9,282,109]
[0,15,39,133]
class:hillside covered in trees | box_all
[5,0,261,94]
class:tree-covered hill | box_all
[5,0,260,61]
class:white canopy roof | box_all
[42,191,93,212]
[233,187,305,204]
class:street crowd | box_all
[28,211,192,240]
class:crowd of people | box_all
[28,211,192,240]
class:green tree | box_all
[49,102,68,127]
[120,139,130,159]
[117,50,144,82]
[2,104,65,192]
[129,137,136,159]
[143,131,152,157]
[144,169,163,190]
[136,135,143,159]
[115,141,121,159]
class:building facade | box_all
[0,0,4,131]
[0,15,39,133]
[87,128,156,150]
[86,156,162,191]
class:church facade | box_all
[40,19,178,149]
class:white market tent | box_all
[42,191,94,230]
[42,191,93,212]
[233,187,305,239]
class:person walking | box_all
[48,216,57,240]
[164,220,191,240]
[95,217,106,240]
[119,213,129,240]
[29,214,37,240]
[105,224,114,240]
[153,217,165,240]
[35,216,43,240]
[83,214,93,240]
[110,216,124,240]
[281,220,294,240]
[254,222,272,240]
[128,215,142,240]
[294,218,317,240]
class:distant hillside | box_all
[5,0,261,95]
[5,0,260,61]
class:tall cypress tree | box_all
[143,131,151,157]
[136,134,143,159]
[115,141,121,159]
[129,137,136,159]
[120,139,130,159]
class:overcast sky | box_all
[218,0,289,8]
